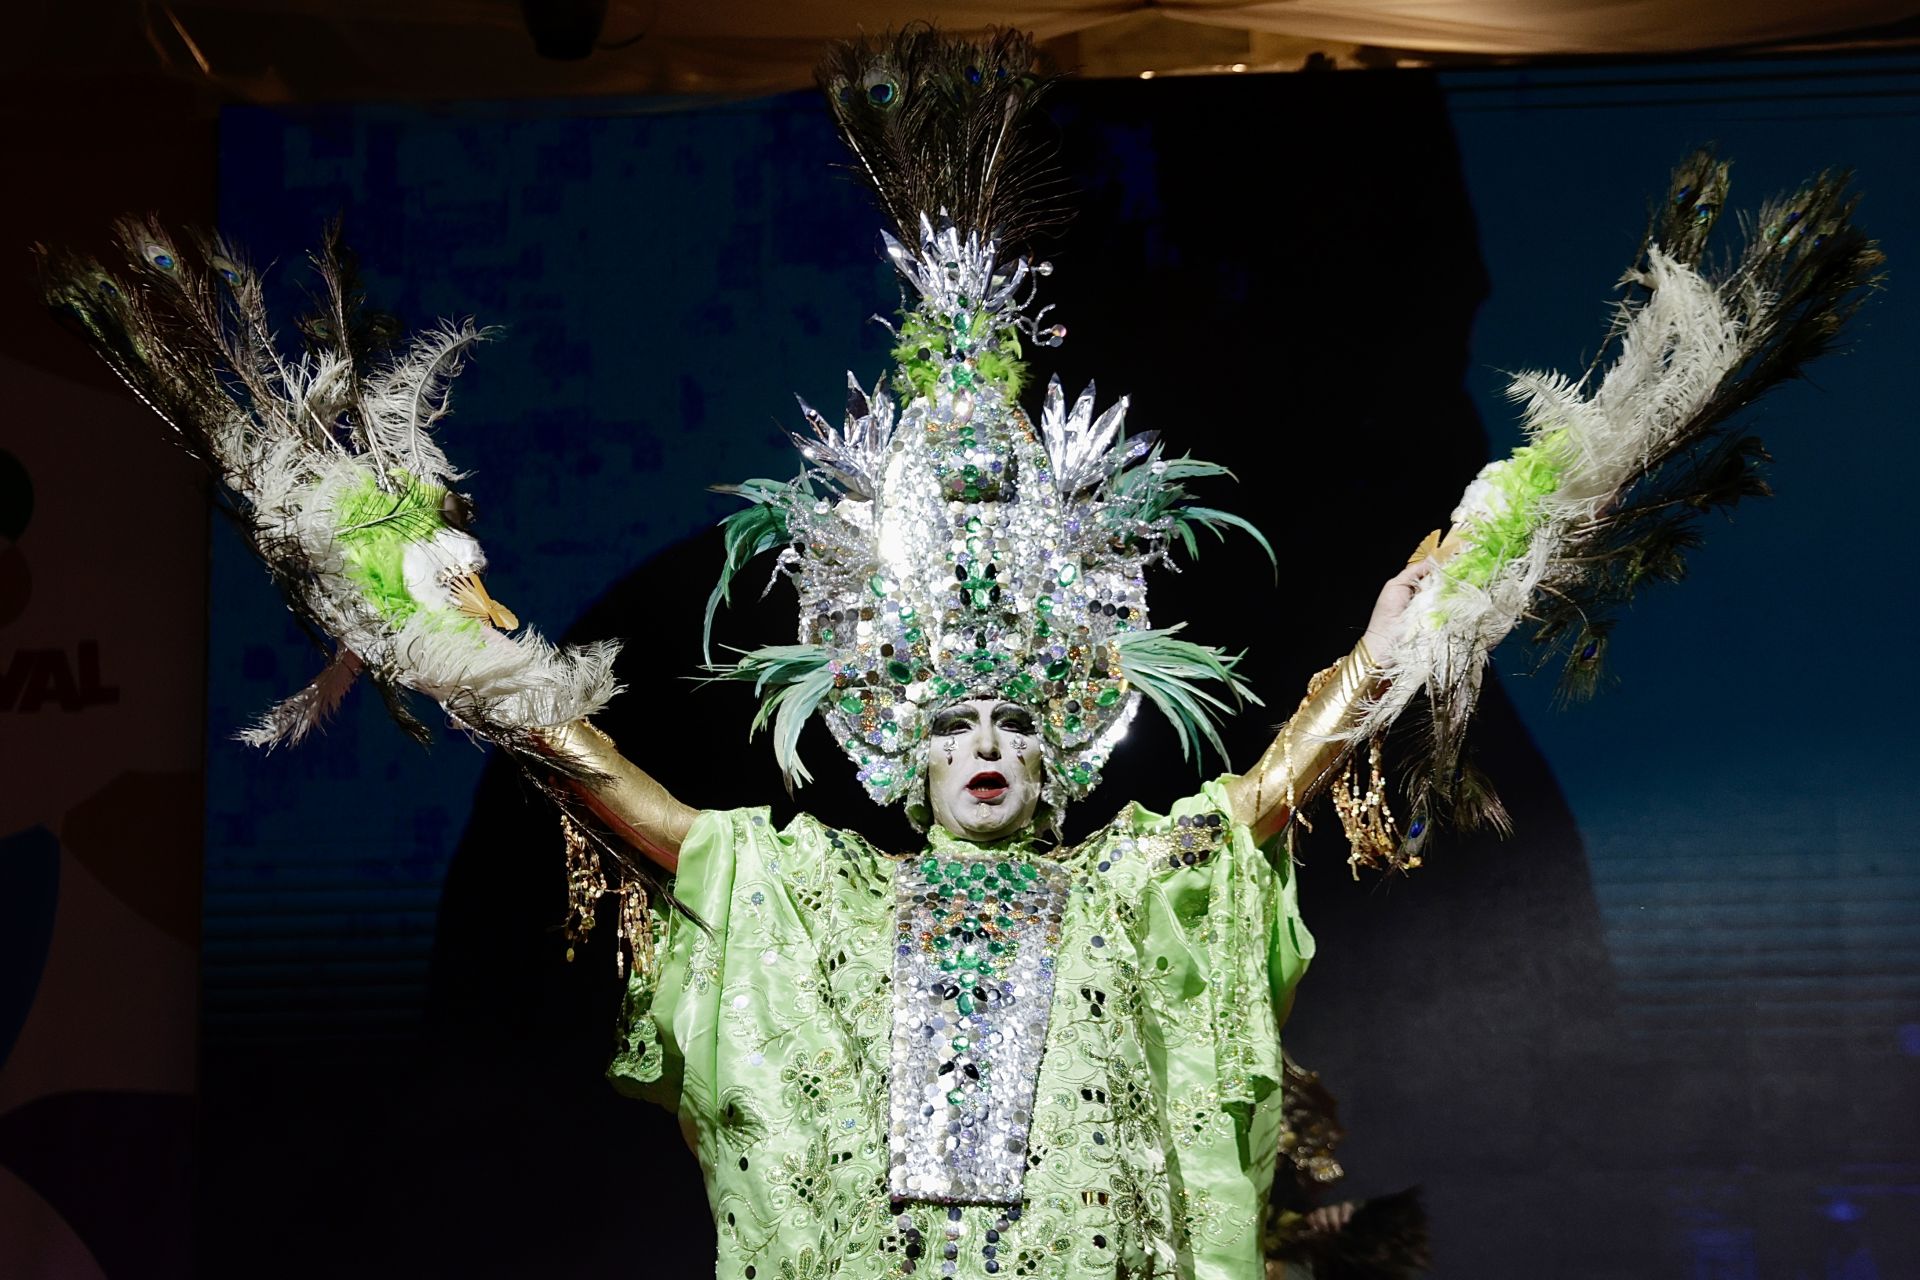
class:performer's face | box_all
[927,698,1044,842]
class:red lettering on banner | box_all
[0,642,122,712]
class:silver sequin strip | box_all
[888,853,1066,1204]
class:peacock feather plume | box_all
[1357,150,1883,867]
[38,219,620,758]
[817,25,1069,252]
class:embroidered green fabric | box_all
[609,778,1314,1278]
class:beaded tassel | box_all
[560,813,606,963]
[1331,734,1405,876]
[618,877,655,982]
[560,812,654,978]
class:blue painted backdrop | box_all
[208,99,896,1042]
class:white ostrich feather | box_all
[1356,248,1745,744]
[360,321,490,486]
[286,353,358,442]
[390,619,622,730]
[238,649,364,749]
[42,222,625,750]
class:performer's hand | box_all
[1359,556,1437,660]
[1304,1201,1356,1235]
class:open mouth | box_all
[965,771,1009,803]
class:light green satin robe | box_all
[611,779,1313,1278]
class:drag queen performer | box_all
[542,496,1419,1280]
[41,26,1877,1280]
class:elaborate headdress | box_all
[706,29,1266,820]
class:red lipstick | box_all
[965,770,1008,802]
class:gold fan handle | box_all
[1407,527,1469,568]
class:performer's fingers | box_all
[1393,557,1437,588]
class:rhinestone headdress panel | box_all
[781,218,1150,808]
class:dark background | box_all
[82,56,1920,1279]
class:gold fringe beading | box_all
[1330,734,1402,877]
[560,811,655,981]
[1242,640,1414,873]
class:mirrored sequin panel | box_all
[889,854,1066,1203]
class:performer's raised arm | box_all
[1225,555,1434,845]
[535,720,695,872]
[37,221,689,926]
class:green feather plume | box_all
[1112,450,1275,573]
[1115,626,1261,767]
[704,478,801,662]
[704,644,833,788]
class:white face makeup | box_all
[927,697,1044,842]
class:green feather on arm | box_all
[331,469,451,624]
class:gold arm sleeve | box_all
[1224,639,1382,844]
[537,720,697,873]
